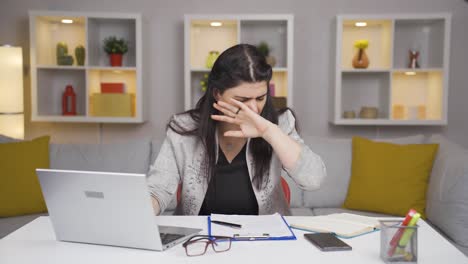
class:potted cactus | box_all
[56,42,74,65]
[75,45,85,66]
[103,36,128,67]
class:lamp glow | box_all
[405,71,417,76]
[355,22,367,27]
[61,19,74,24]
[210,21,222,27]
[0,46,24,139]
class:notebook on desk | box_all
[289,213,381,238]
[208,213,296,241]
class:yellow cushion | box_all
[0,136,50,217]
[343,136,439,218]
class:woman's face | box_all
[214,81,268,114]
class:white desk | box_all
[0,216,467,264]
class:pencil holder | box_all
[380,220,418,263]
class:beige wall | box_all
[1,0,467,147]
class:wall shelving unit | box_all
[184,14,293,110]
[29,11,145,123]
[332,14,451,126]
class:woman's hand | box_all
[211,98,273,138]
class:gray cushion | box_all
[49,139,151,174]
[0,213,48,238]
[290,207,314,216]
[0,134,21,143]
[312,207,396,217]
[302,135,425,208]
[426,134,468,247]
[302,136,352,208]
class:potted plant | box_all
[257,41,276,67]
[103,36,128,67]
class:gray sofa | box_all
[1,134,467,256]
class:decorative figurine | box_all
[352,39,370,69]
[408,50,420,68]
[62,85,77,115]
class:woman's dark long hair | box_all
[168,44,293,189]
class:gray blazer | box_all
[147,110,326,215]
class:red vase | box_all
[110,53,123,67]
[62,85,77,116]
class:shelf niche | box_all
[87,18,136,67]
[190,20,238,69]
[341,19,392,70]
[341,72,390,119]
[391,71,443,120]
[34,16,86,66]
[240,20,288,68]
[393,19,445,69]
[36,69,86,116]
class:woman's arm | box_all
[261,122,301,171]
[147,130,181,215]
[151,197,161,215]
[212,100,326,190]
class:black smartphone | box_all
[304,233,352,251]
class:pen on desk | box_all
[233,234,270,240]
[211,220,242,229]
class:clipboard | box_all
[207,213,296,241]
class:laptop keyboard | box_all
[160,233,185,245]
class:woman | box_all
[148,44,326,216]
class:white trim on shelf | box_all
[88,66,137,71]
[341,69,391,73]
[273,67,288,72]
[392,68,444,72]
[29,10,140,20]
[190,67,211,72]
[184,15,191,110]
[337,13,451,21]
[31,115,144,123]
[37,65,87,70]
[333,118,447,126]
[286,15,293,108]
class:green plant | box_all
[257,41,270,57]
[103,36,128,54]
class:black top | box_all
[198,144,259,215]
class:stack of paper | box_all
[209,213,294,239]
[289,213,381,238]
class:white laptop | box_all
[36,168,201,251]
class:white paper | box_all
[210,213,292,238]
